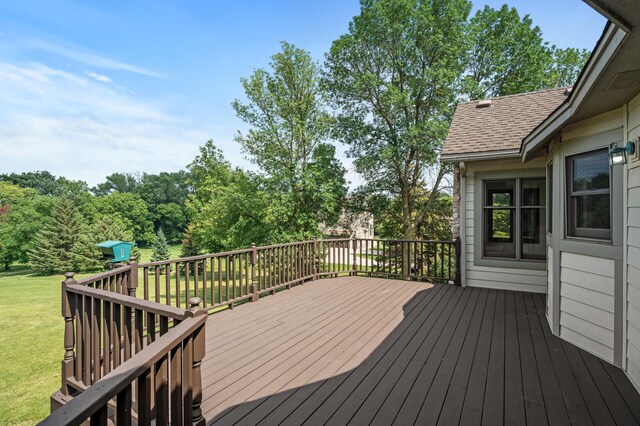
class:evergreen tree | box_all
[151,228,171,264]
[180,225,201,258]
[28,198,87,274]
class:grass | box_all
[0,266,62,425]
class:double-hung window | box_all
[566,148,611,240]
[483,178,546,260]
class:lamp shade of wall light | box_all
[609,141,636,166]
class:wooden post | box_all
[128,256,138,298]
[61,272,77,395]
[188,298,206,426]
[454,238,462,286]
[312,238,318,281]
[250,243,259,302]
[352,237,357,276]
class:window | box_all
[483,178,546,260]
[566,148,611,240]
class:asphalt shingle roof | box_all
[442,87,570,158]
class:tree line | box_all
[0,0,589,274]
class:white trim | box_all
[441,149,520,163]
[522,24,627,161]
[582,0,632,33]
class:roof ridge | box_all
[459,86,571,105]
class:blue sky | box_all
[0,0,604,186]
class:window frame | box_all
[565,148,611,241]
[481,177,546,262]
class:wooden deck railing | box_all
[45,237,458,425]
[44,309,206,426]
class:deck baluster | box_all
[61,272,77,395]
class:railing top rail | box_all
[316,238,353,243]
[357,238,455,244]
[38,315,206,426]
[257,240,315,250]
[138,247,253,268]
[75,264,133,286]
[67,284,190,320]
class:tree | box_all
[463,5,553,100]
[233,42,347,240]
[154,203,187,244]
[150,228,171,264]
[0,183,54,270]
[323,0,470,240]
[187,141,269,251]
[96,192,154,244]
[180,225,201,258]
[92,172,140,196]
[0,171,90,197]
[546,46,590,88]
[27,198,89,274]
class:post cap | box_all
[64,272,76,279]
[188,297,202,309]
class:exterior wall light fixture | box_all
[609,140,637,166]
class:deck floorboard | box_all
[198,276,640,426]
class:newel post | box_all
[128,256,138,298]
[188,297,207,426]
[312,238,318,281]
[61,272,77,395]
[250,243,259,302]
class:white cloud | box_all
[22,38,164,78]
[0,62,210,185]
[85,71,112,83]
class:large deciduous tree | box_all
[233,41,347,240]
[546,46,590,88]
[323,0,470,240]
[187,141,269,251]
[464,5,552,100]
[464,5,589,100]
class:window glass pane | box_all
[522,208,546,260]
[490,209,512,240]
[485,208,515,258]
[575,194,610,229]
[522,178,545,206]
[486,180,514,207]
[572,149,609,191]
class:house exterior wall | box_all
[546,110,624,366]
[625,93,640,390]
[463,158,547,293]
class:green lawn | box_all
[0,266,63,425]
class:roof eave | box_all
[441,149,521,163]
[521,23,627,162]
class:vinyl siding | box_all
[560,252,615,363]
[626,94,640,390]
[464,159,547,293]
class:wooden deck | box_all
[199,276,640,425]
